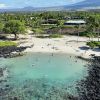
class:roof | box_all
[65,20,86,24]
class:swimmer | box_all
[75,60,77,62]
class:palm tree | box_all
[0,23,4,33]
[75,25,80,42]
[86,16,96,41]
[57,20,64,35]
[95,16,100,42]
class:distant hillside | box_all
[65,0,100,9]
[0,0,100,12]
[74,0,100,7]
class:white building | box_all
[64,20,86,25]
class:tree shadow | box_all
[0,35,16,41]
[79,46,90,51]
[36,35,50,38]
[92,48,100,52]
[79,46,100,53]
[0,36,28,41]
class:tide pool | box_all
[0,53,87,100]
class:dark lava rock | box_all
[5,85,9,87]
[0,68,3,77]
[0,46,27,58]
[9,97,18,100]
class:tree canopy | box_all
[3,20,26,39]
[0,22,4,32]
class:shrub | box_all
[80,32,97,37]
[87,41,100,48]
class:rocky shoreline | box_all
[0,46,27,58]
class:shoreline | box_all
[2,34,99,59]
[18,35,99,59]
[24,50,91,61]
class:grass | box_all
[0,41,17,47]
[87,41,100,48]
[33,28,45,34]
[36,35,49,38]
[49,34,62,38]
[36,34,62,38]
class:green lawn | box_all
[49,34,62,38]
[0,41,17,47]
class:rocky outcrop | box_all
[0,46,27,58]
[0,67,8,81]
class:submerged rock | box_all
[0,67,8,80]
[0,68,3,77]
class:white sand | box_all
[18,34,100,59]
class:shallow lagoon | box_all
[0,53,87,100]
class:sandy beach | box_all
[18,34,100,59]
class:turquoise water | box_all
[0,53,87,100]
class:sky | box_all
[0,0,85,9]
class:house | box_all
[64,20,86,25]
[41,19,58,24]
